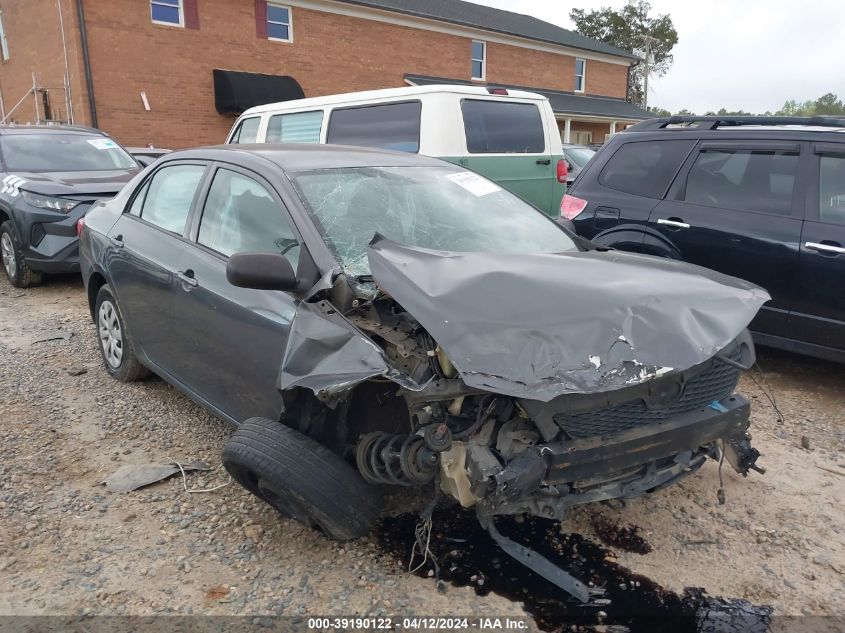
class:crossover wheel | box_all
[94,284,150,381]
[222,417,383,540]
[0,220,42,288]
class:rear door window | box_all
[266,111,323,144]
[139,164,206,234]
[461,100,545,154]
[228,117,261,144]
[599,140,694,198]
[684,148,799,214]
[327,101,421,152]
[819,154,845,225]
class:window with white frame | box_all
[151,0,183,26]
[471,40,486,80]
[0,11,9,61]
[267,4,292,41]
[574,58,586,92]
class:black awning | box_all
[213,69,305,114]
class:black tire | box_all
[94,284,150,381]
[222,418,382,540]
[1,220,43,288]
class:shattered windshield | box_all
[291,166,578,276]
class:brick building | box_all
[0,0,651,149]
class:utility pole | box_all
[641,34,657,111]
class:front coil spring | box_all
[355,432,439,486]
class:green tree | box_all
[570,1,678,106]
[813,93,845,115]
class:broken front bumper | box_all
[480,394,754,518]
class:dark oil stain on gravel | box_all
[377,508,772,633]
[589,515,653,555]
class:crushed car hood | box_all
[366,236,770,402]
[14,169,138,197]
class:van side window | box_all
[229,117,261,144]
[266,111,323,144]
[819,154,845,225]
[599,140,694,199]
[327,102,421,153]
[684,149,798,215]
[461,100,544,154]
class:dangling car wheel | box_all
[94,284,150,381]
[222,417,382,540]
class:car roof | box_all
[165,143,452,171]
[240,84,547,117]
[0,124,107,136]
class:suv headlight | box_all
[21,190,80,214]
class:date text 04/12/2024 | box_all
[306,617,530,630]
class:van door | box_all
[459,99,556,214]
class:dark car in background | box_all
[127,146,172,167]
[79,143,766,601]
[564,116,845,363]
[562,143,595,186]
[0,125,139,287]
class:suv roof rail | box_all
[630,115,845,132]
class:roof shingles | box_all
[334,0,638,60]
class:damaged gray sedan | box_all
[80,145,768,599]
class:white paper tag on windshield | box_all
[87,138,118,150]
[445,171,501,197]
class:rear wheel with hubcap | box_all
[94,284,150,381]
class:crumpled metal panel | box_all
[278,300,423,396]
[367,236,770,402]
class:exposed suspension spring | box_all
[355,432,439,486]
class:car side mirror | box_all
[226,252,298,291]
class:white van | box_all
[225,85,567,215]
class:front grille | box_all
[553,354,741,440]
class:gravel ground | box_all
[0,275,843,623]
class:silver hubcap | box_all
[1,232,16,279]
[98,300,124,369]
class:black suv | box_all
[0,125,139,288]
[564,116,845,363]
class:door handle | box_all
[110,234,124,248]
[176,270,198,287]
[657,218,690,229]
[805,241,845,255]
[535,158,551,165]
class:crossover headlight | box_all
[21,190,80,214]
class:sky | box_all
[468,0,845,113]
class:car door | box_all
[790,144,845,352]
[106,161,208,374]
[458,98,556,213]
[648,141,805,337]
[164,164,304,424]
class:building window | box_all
[574,58,586,92]
[0,11,9,61]
[471,40,485,80]
[267,4,292,42]
[151,0,183,26]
